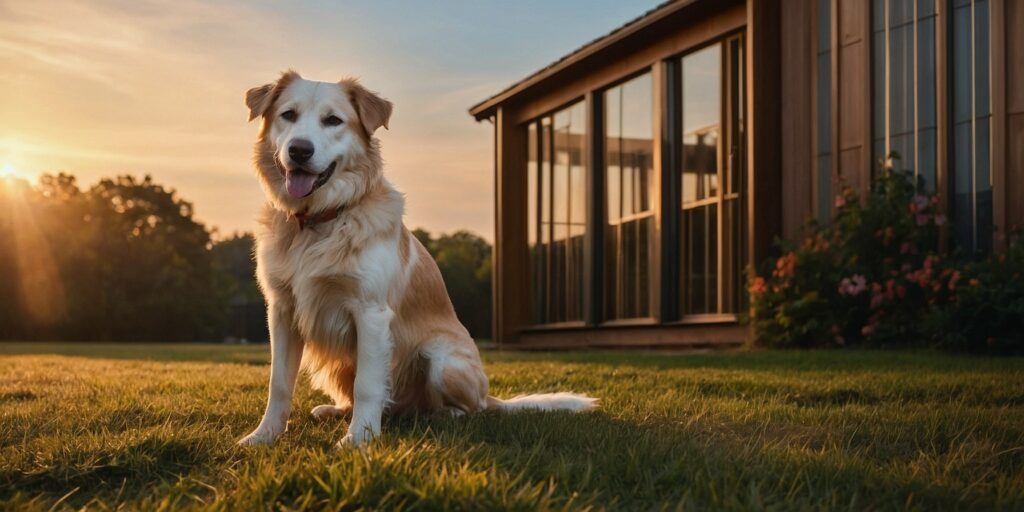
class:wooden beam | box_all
[746,0,783,267]
[516,323,747,349]
[493,106,529,346]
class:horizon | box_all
[0,0,659,240]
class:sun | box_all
[0,163,18,178]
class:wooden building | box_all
[469,0,1024,349]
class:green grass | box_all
[1,343,1022,510]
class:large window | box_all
[951,0,991,254]
[871,0,939,191]
[527,101,587,324]
[678,38,745,317]
[525,35,747,327]
[604,74,655,320]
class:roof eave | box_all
[468,0,698,121]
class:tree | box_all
[0,173,231,341]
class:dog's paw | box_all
[335,428,376,450]
[311,404,351,420]
[443,407,466,418]
[237,427,279,446]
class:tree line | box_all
[0,173,492,342]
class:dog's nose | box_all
[288,139,314,164]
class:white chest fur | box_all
[256,218,401,352]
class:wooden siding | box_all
[998,0,1024,246]
[780,1,815,239]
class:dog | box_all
[238,71,596,448]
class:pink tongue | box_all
[285,171,317,199]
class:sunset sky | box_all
[0,0,657,239]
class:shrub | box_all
[925,236,1024,354]
[750,160,953,349]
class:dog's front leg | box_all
[338,302,394,448]
[239,305,303,445]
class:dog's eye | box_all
[281,110,297,122]
[323,115,344,127]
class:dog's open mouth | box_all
[285,161,336,199]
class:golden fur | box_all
[239,72,595,448]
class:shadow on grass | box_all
[2,406,1015,509]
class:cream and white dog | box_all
[238,71,596,448]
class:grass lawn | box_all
[1,343,1022,510]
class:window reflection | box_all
[604,73,654,320]
[871,0,938,192]
[681,44,722,316]
[951,0,992,254]
[527,101,587,324]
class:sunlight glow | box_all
[0,163,18,179]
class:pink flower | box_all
[934,214,947,226]
[861,324,875,336]
[839,274,868,296]
[870,292,885,309]
[916,213,930,226]
[835,194,847,209]
[949,271,961,291]
[913,195,930,212]
[838,278,851,296]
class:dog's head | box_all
[246,71,393,213]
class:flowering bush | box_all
[925,236,1024,354]
[750,162,954,348]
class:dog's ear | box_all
[245,83,274,122]
[245,71,301,122]
[345,80,393,135]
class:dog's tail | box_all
[485,392,598,412]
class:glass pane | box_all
[889,23,914,141]
[975,0,990,117]
[531,102,587,324]
[890,0,914,26]
[817,154,832,223]
[680,44,722,316]
[952,5,972,124]
[918,16,937,130]
[872,0,884,35]
[682,204,718,315]
[976,118,992,252]
[918,127,936,192]
[952,121,973,250]
[682,45,721,203]
[819,0,833,51]
[604,73,654,320]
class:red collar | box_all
[293,206,345,230]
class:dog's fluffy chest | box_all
[258,226,365,348]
